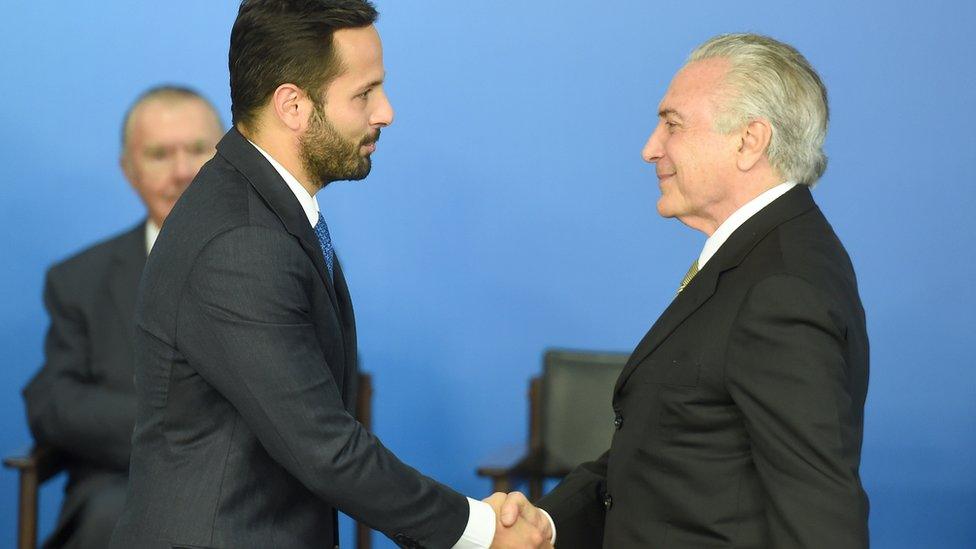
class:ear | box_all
[270,83,313,133]
[120,151,136,186]
[736,118,772,172]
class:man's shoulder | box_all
[145,155,292,283]
[736,204,860,311]
[173,152,277,231]
[48,223,143,284]
[776,205,854,277]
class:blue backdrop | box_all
[1,1,973,547]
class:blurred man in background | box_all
[22,85,223,549]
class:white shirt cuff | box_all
[451,497,496,549]
[540,508,557,545]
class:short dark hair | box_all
[121,85,222,153]
[229,0,379,130]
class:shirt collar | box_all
[248,139,320,228]
[698,181,797,268]
[145,219,160,255]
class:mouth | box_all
[360,131,380,155]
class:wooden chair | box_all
[476,349,628,500]
[4,372,376,549]
[3,445,63,549]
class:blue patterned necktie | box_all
[313,211,335,279]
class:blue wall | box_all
[2,1,973,547]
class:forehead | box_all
[659,58,730,119]
[330,25,384,84]
[129,99,219,144]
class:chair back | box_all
[540,349,628,472]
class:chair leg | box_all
[17,468,39,549]
[528,478,543,502]
[491,476,513,495]
[356,521,371,549]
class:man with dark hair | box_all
[22,85,223,549]
[110,2,548,548]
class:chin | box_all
[656,199,674,218]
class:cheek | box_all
[133,170,176,198]
[325,104,365,136]
[672,140,717,186]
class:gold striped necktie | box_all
[677,259,699,294]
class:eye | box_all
[145,147,169,161]
[357,88,372,100]
[187,142,208,155]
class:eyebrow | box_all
[658,108,683,121]
[359,77,385,92]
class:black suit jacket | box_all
[539,186,870,548]
[110,129,468,549]
[23,222,144,542]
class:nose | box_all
[641,121,666,164]
[172,150,196,184]
[370,87,394,127]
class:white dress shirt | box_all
[247,140,498,547]
[698,182,797,269]
[145,219,160,255]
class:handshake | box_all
[483,491,555,549]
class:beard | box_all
[300,101,379,187]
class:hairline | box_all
[121,88,222,156]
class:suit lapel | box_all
[331,257,358,397]
[109,222,148,345]
[214,129,345,341]
[614,185,818,394]
[614,257,720,393]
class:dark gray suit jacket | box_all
[23,222,144,546]
[110,129,468,549]
[539,186,870,548]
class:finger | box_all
[500,491,528,526]
[482,491,505,506]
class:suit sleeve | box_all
[22,269,136,470]
[536,450,608,549]
[178,226,468,548]
[726,274,869,548]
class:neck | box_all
[681,175,783,237]
[237,124,321,197]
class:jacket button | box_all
[613,414,623,429]
[603,494,613,510]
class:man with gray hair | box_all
[495,33,870,548]
[22,85,223,549]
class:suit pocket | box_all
[639,357,700,387]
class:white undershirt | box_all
[698,181,797,269]
[246,139,503,547]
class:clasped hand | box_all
[483,491,553,549]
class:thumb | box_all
[499,496,522,526]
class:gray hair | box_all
[688,33,829,186]
[121,85,223,154]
